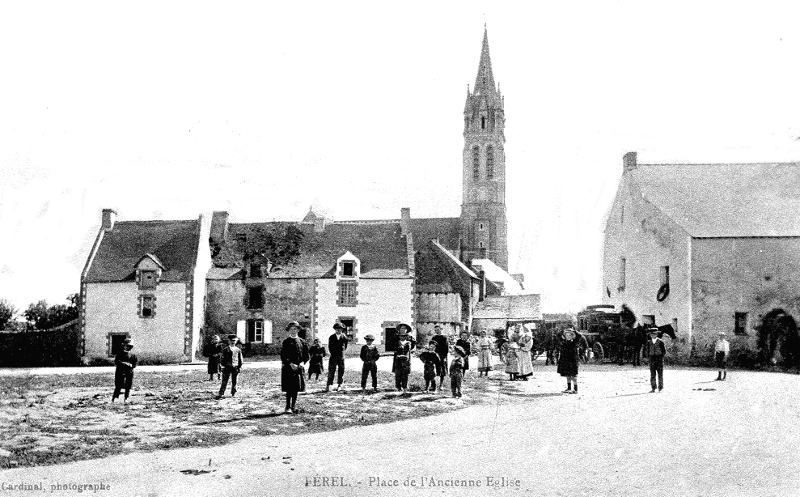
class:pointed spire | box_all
[474,26,497,99]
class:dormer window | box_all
[342,262,355,277]
[140,270,157,289]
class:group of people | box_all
[118,320,734,411]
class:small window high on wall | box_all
[486,145,494,180]
[735,312,748,335]
[472,146,480,181]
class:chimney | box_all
[210,211,229,244]
[101,209,117,231]
[400,207,411,236]
[314,216,326,233]
[623,151,638,174]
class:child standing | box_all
[112,338,137,403]
[308,338,326,381]
[450,346,466,398]
[505,340,520,381]
[476,330,493,377]
[418,342,440,392]
[714,331,730,381]
[557,328,580,394]
[392,327,413,392]
[455,331,472,376]
[360,334,380,392]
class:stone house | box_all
[602,152,800,362]
[79,209,211,363]
[205,211,415,353]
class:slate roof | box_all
[84,220,200,283]
[409,217,461,251]
[631,163,800,237]
[210,221,411,279]
[472,294,542,320]
[415,240,477,294]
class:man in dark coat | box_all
[645,328,667,392]
[430,324,449,390]
[112,338,137,403]
[217,334,243,399]
[326,321,349,392]
[281,321,310,413]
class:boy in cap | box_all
[360,334,380,392]
[714,331,730,381]
[645,328,666,392]
[217,334,243,399]
[112,338,137,403]
[417,341,440,392]
[392,326,413,392]
[450,345,466,398]
[326,321,349,392]
[430,324,449,390]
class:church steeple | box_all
[473,28,498,100]
[460,27,508,271]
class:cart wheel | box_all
[593,342,605,363]
[579,336,590,364]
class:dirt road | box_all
[2,365,798,496]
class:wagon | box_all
[576,305,629,363]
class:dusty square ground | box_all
[1,362,799,496]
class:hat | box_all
[285,321,301,331]
[718,331,726,336]
[396,323,412,333]
[648,328,659,335]
[398,330,409,339]
[563,328,576,336]
[454,345,466,357]
[364,334,375,341]
[122,337,132,344]
[333,321,346,330]
[227,334,238,340]
[123,341,134,349]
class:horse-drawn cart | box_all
[576,305,633,363]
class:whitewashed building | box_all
[602,152,800,362]
[80,209,211,363]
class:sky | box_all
[1,1,800,314]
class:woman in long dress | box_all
[206,335,222,381]
[505,338,520,380]
[476,330,493,376]
[557,328,580,394]
[517,327,534,381]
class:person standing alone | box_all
[645,328,666,392]
[714,331,730,381]
[217,334,243,399]
[326,322,348,392]
[112,338,137,403]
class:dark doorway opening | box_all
[384,327,398,352]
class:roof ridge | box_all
[638,161,800,167]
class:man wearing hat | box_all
[281,321,310,413]
[112,338,137,403]
[714,331,730,381]
[326,321,349,392]
[217,334,244,399]
[430,324,449,391]
[360,334,380,392]
[644,327,666,392]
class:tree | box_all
[0,299,16,330]
[23,294,79,330]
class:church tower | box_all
[460,28,508,270]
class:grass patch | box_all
[0,366,519,469]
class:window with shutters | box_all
[472,146,480,181]
[486,145,494,179]
[247,319,264,343]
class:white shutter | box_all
[236,320,246,343]
[264,320,273,344]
